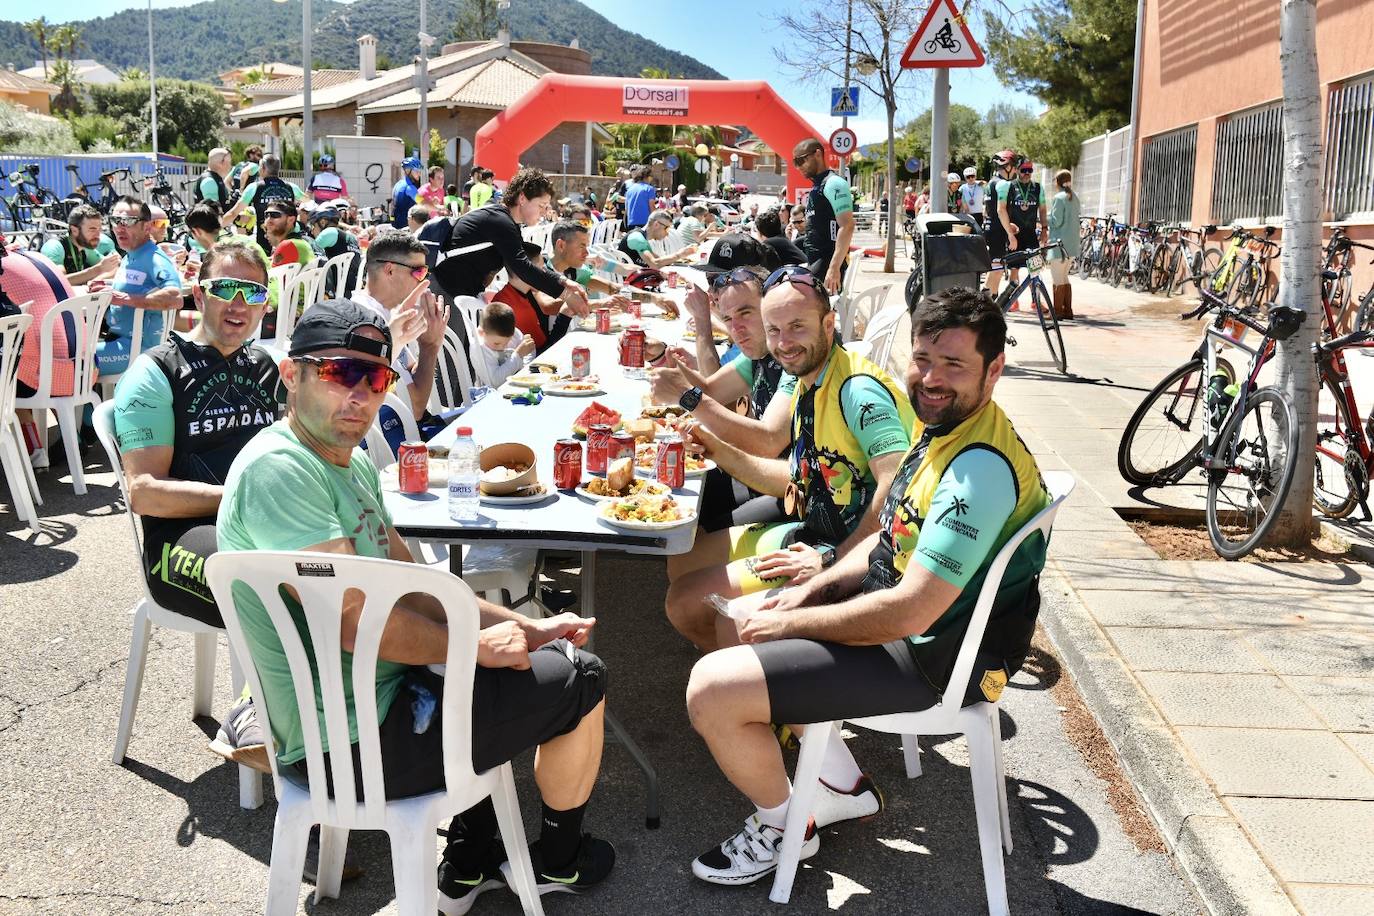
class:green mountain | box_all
[0,0,723,84]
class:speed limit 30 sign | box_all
[829,127,858,157]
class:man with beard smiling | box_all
[666,266,914,653]
[683,286,1051,886]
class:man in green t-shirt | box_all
[547,219,626,299]
[685,286,1051,887]
[40,204,119,285]
[216,299,616,909]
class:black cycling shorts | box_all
[754,637,938,725]
[985,225,1009,262]
[142,517,222,626]
[290,641,606,800]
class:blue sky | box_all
[41,0,1041,144]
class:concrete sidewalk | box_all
[970,272,1374,915]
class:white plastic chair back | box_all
[321,251,358,299]
[295,266,327,309]
[770,472,1076,912]
[15,293,110,495]
[846,303,906,371]
[92,401,157,592]
[437,325,477,411]
[0,312,39,529]
[841,283,892,342]
[268,263,302,299]
[203,553,478,822]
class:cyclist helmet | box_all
[401,156,424,172]
[318,154,335,167]
[992,148,1019,166]
[963,167,977,177]
[946,172,961,183]
[625,268,666,292]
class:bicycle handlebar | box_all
[1317,328,1374,353]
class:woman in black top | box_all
[428,167,590,315]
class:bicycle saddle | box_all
[1322,269,1341,282]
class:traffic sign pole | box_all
[931,68,949,214]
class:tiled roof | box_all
[357,58,541,114]
[234,41,513,122]
[247,69,360,95]
[0,69,56,94]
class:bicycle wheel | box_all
[1206,386,1300,559]
[1165,246,1185,298]
[1108,246,1125,287]
[1230,261,1260,306]
[0,196,21,233]
[1197,248,1222,294]
[1313,377,1362,519]
[1032,282,1067,373]
[1118,356,1236,487]
[1149,244,1171,293]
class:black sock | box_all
[444,798,498,870]
[537,801,587,872]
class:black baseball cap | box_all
[289,299,393,361]
[701,233,777,275]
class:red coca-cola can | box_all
[656,434,686,489]
[622,325,645,368]
[553,438,583,490]
[609,431,635,464]
[596,307,612,334]
[586,424,613,474]
[626,298,642,319]
[571,346,591,378]
[397,441,429,494]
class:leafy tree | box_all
[49,60,84,116]
[67,112,122,151]
[898,104,989,175]
[90,78,225,154]
[22,18,50,79]
[452,0,502,42]
[1016,106,1117,172]
[983,0,1136,166]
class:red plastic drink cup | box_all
[397,441,429,493]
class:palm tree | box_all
[49,59,81,115]
[47,25,82,66]
[23,17,51,79]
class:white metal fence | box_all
[1072,125,1132,219]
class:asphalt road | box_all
[0,445,1201,915]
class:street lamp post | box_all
[147,0,158,159]
[418,0,434,167]
[275,0,312,186]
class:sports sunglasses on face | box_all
[763,265,829,299]
[263,210,292,220]
[374,259,429,281]
[110,215,146,227]
[710,267,764,290]
[1019,167,1035,174]
[199,277,270,306]
[294,356,399,394]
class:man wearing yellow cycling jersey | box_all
[685,286,1051,886]
[667,267,914,651]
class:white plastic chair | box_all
[16,292,110,496]
[91,401,264,809]
[264,263,303,343]
[0,311,41,529]
[321,251,358,299]
[435,326,477,413]
[845,303,906,371]
[203,551,547,916]
[770,471,1076,913]
[840,283,892,343]
[452,296,489,387]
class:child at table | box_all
[475,300,536,387]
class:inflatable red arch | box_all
[474,74,820,201]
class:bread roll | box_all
[607,456,634,492]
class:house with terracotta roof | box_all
[231,33,610,176]
[0,67,57,115]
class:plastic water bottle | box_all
[448,427,480,521]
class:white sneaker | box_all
[813,774,884,829]
[691,814,818,886]
[28,448,47,469]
